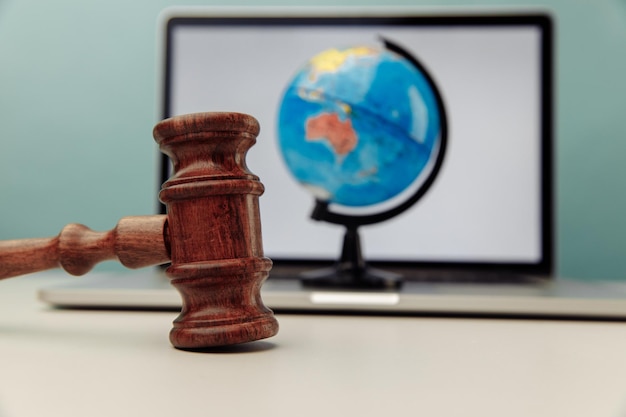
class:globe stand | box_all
[285,38,449,291]
[299,201,404,290]
[300,225,403,289]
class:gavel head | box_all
[153,112,278,349]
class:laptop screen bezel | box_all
[158,9,554,278]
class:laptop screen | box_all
[159,9,553,276]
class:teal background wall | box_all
[1,0,625,279]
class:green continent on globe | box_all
[278,44,441,207]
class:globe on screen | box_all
[277,44,443,209]
[276,41,446,288]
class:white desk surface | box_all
[1,273,626,417]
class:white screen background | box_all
[168,23,542,263]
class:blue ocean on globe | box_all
[277,44,442,207]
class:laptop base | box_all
[38,270,626,319]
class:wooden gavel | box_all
[0,112,279,349]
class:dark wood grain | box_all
[0,112,278,349]
[154,112,278,349]
[0,215,169,279]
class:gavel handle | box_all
[0,215,170,280]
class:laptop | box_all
[39,7,626,318]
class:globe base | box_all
[300,265,403,289]
[300,225,403,289]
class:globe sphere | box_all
[277,44,443,207]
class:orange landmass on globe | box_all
[305,113,357,156]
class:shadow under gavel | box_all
[0,112,279,349]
